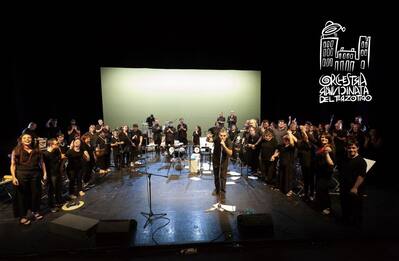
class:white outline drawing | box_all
[320,21,371,72]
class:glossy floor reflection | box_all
[1,153,397,256]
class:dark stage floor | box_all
[1,152,399,259]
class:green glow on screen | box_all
[100,68,260,138]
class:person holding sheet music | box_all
[339,139,367,226]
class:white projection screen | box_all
[100,68,261,138]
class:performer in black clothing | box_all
[43,138,63,212]
[66,139,89,197]
[95,119,105,134]
[10,133,47,225]
[130,124,143,162]
[146,114,155,128]
[56,132,68,180]
[339,139,367,226]
[228,125,239,143]
[67,119,81,144]
[95,131,110,173]
[81,134,95,183]
[314,133,335,215]
[332,120,347,172]
[193,126,201,146]
[164,121,176,147]
[298,125,316,200]
[85,125,98,147]
[227,111,237,129]
[260,130,279,184]
[208,121,221,138]
[177,118,188,145]
[216,112,226,128]
[152,120,163,157]
[45,118,60,139]
[119,125,132,167]
[212,128,233,203]
[245,126,262,174]
[277,131,296,196]
[110,129,124,169]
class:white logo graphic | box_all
[319,21,372,103]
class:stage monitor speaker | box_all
[96,219,137,247]
[237,213,274,238]
[49,213,99,240]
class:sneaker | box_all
[322,208,331,215]
[51,207,59,213]
[19,217,31,225]
[79,191,86,197]
[212,189,219,196]
[32,212,43,220]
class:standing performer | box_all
[11,134,47,225]
[227,111,237,129]
[339,139,367,226]
[177,118,188,145]
[152,119,163,158]
[211,128,233,204]
[43,138,63,212]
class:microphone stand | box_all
[140,153,167,228]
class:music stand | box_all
[140,153,167,228]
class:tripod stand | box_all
[141,172,167,228]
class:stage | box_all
[0,152,398,259]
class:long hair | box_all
[13,134,40,165]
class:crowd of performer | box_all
[9,111,381,228]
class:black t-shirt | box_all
[177,123,188,137]
[278,145,295,167]
[66,149,85,171]
[164,127,175,143]
[152,124,162,139]
[43,149,61,174]
[130,129,142,146]
[314,147,335,175]
[14,148,42,172]
[297,139,313,167]
[340,155,367,192]
[67,125,80,142]
[81,143,94,163]
[146,116,155,127]
[212,137,232,167]
[260,139,278,161]
[193,130,201,146]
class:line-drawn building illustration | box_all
[320,21,371,72]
